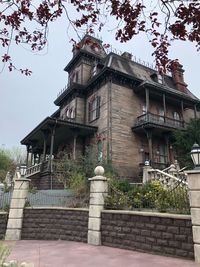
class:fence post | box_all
[186,169,200,263]
[5,178,30,241]
[87,166,108,245]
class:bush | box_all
[0,242,10,265]
[105,179,190,214]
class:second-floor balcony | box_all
[133,112,185,132]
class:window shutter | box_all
[96,96,101,119]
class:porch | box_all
[21,117,97,188]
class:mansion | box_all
[21,35,200,188]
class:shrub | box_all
[0,242,10,265]
[105,179,190,214]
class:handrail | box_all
[135,112,185,128]
[148,168,188,186]
[26,163,43,177]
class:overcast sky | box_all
[0,6,200,150]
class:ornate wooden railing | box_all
[134,112,185,129]
[26,163,43,177]
[26,160,62,178]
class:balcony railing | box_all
[134,112,185,129]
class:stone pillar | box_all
[88,166,108,246]
[142,163,152,183]
[187,170,200,263]
[168,164,177,176]
[5,178,30,241]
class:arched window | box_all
[66,108,70,118]
[173,111,180,121]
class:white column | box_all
[187,169,200,263]
[5,178,30,240]
[88,166,108,246]
[142,164,153,183]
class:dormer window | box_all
[150,73,163,84]
[157,74,163,84]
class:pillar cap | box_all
[94,166,104,176]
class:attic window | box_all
[150,73,163,84]
[157,74,163,84]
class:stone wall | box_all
[21,208,88,242]
[0,212,8,239]
[101,210,194,259]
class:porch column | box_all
[49,127,56,172]
[42,130,48,162]
[164,133,170,164]
[181,100,184,122]
[145,88,149,113]
[163,94,166,120]
[73,134,77,160]
[25,145,30,168]
[30,150,33,166]
[194,104,197,119]
[146,129,153,165]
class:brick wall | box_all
[101,210,194,259]
[21,208,88,242]
[0,212,8,239]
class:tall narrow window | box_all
[142,104,147,115]
[159,108,164,122]
[97,141,103,162]
[88,96,101,122]
[173,111,181,126]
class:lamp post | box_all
[20,164,27,177]
[186,143,200,263]
[190,143,200,169]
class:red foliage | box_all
[0,0,200,74]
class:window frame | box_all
[88,96,101,122]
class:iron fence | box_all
[26,189,76,207]
[0,190,12,210]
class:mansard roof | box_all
[56,35,199,107]
[64,35,107,72]
[103,52,199,102]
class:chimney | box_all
[121,52,132,60]
[171,62,187,93]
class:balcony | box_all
[133,112,185,132]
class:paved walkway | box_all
[4,240,199,267]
